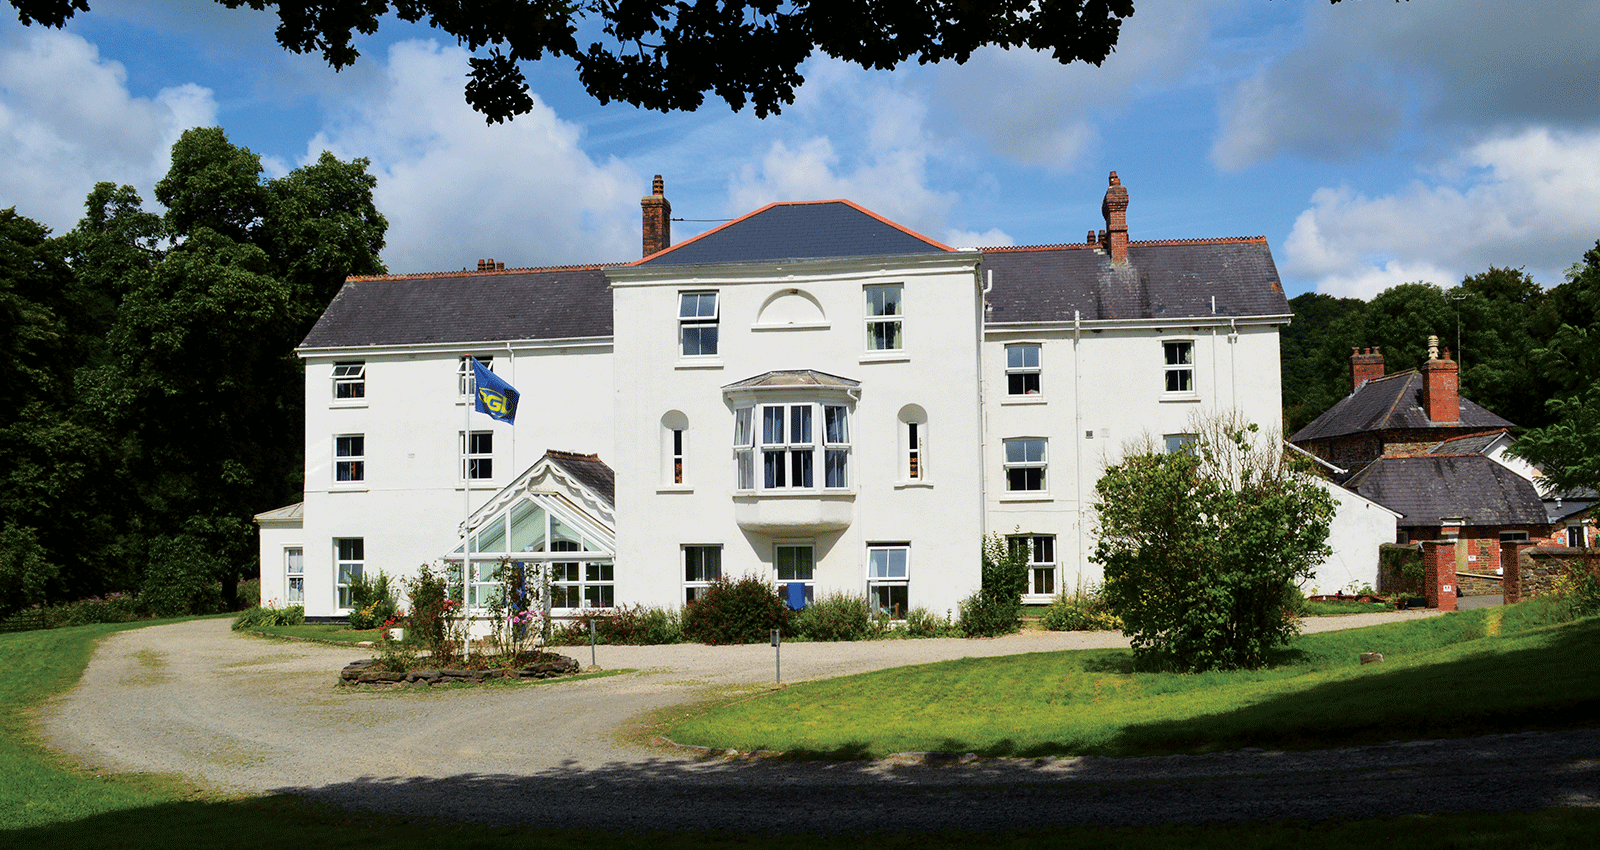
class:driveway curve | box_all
[40,614,1600,833]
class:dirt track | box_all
[40,615,1600,832]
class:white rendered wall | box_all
[1308,479,1398,594]
[982,321,1286,593]
[255,520,301,610]
[610,254,988,616]
[295,343,614,618]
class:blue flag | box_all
[471,358,520,424]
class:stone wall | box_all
[1506,547,1600,602]
[1455,571,1502,597]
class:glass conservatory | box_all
[445,491,615,615]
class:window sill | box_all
[1001,395,1047,405]
[1160,393,1201,403]
[894,481,933,490]
[998,493,1052,503]
[656,485,694,494]
[330,401,368,409]
[859,352,909,364]
[675,358,724,370]
[752,321,830,332]
[329,485,369,493]
[455,481,499,490]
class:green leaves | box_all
[1093,415,1335,672]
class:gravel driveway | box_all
[40,613,1600,832]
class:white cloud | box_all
[0,27,216,231]
[304,40,642,272]
[1282,128,1600,297]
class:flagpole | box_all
[463,356,472,661]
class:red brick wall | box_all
[1422,540,1457,611]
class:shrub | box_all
[236,577,261,610]
[232,604,305,631]
[1378,543,1424,596]
[902,606,959,638]
[792,592,885,641]
[140,535,226,617]
[347,570,399,630]
[403,563,452,652]
[1040,582,1122,631]
[682,575,790,645]
[960,533,1029,637]
[604,604,684,644]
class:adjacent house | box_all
[258,172,1317,622]
[1291,342,1553,578]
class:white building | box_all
[257,172,1334,621]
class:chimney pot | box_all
[1350,344,1386,393]
[1088,230,1096,244]
[642,175,672,258]
[1421,336,1460,422]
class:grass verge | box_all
[663,605,1600,758]
[6,614,1598,848]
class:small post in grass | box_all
[771,627,781,684]
[589,617,597,668]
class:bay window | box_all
[735,402,850,491]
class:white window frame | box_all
[334,434,365,483]
[867,543,909,619]
[737,402,850,492]
[462,430,493,481]
[1005,343,1041,396]
[1003,438,1047,493]
[458,355,493,398]
[679,291,719,357]
[907,420,924,481]
[864,284,903,351]
[671,427,686,484]
[1010,535,1056,597]
[1163,340,1195,396]
[775,543,815,605]
[334,538,363,610]
[331,361,365,402]
[284,547,304,604]
[683,545,722,604]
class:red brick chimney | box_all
[1101,171,1129,263]
[1350,346,1385,392]
[641,175,671,258]
[1421,335,1460,423]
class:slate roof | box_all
[1343,455,1548,527]
[1290,371,1514,443]
[1427,431,1509,455]
[545,450,615,508]
[637,200,952,267]
[981,238,1290,324]
[299,266,614,349]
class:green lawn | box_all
[664,605,1600,758]
[6,612,1599,848]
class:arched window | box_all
[661,411,689,485]
[898,404,928,482]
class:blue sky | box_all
[4,0,1599,298]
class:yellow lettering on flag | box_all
[478,388,508,414]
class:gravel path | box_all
[39,612,1600,832]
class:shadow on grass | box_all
[8,731,1599,848]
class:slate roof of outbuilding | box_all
[1427,431,1509,455]
[1343,455,1548,527]
[299,265,615,349]
[1290,370,1514,443]
[981,238,1290,324]
[637,200,953,267]
[545,451,615,508]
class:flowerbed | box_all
[339,652,579,688]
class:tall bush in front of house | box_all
[959,533,1029,637]
[1093,414,1334,672]
[682,575,790,645]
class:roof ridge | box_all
[347,263,620,282]
[982,235,1267,254]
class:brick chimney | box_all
[476,259,505,271]
[1101,171,1129,263]
[1350,346,1385,392]
[641,175,671,258]
[1421,334,1460,423]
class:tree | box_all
[1092,415,1334,672]
[12,0,1140,121]
[1507,240,1600,496]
